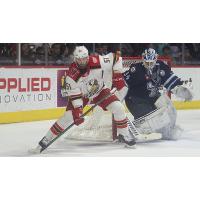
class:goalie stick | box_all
[127,116,162,142]
[39,88,117,153]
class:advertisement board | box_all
[1,64,200,123]
[0,68,61,112]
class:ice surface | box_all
[0,110,200,157]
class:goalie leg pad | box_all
[134,107,171,134]
[154,93,173,109]
[161,125,182,140]
[134,105,178,140]
[127,118,162,142]
[155,93,177,130]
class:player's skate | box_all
[29,145,42,154]
[29,136,51,154]
[118,131,136,147]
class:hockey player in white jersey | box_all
[32,46,136,153]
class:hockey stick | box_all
[40,88,117,153]
[127,115,162,142]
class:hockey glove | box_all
[172,83,193,101]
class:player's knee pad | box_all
[106,101,126,121]
[107,101,128,136]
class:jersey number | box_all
[65,82,71,90]
[103,58,110,63]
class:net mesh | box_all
[65,107,113,141]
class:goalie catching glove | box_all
[172,82,193,101]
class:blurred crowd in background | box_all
[1,43,200,66]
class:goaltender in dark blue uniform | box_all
[124,58,182,119]
[123,48,193,140]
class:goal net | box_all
[65,56,172,141]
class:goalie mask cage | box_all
[65,56,172,142]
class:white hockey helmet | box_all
[73,46,89,68]
[142,48,158,70]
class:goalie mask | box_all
[73,46,89,69]
[142,48,158,70]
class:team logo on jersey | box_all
[160,70,165,76]
[92,57,98,63]
[130,67,136,73]
[147,81,159,97]
[147,81,153,89]
[86,78,100,97]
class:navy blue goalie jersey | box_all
[123,60,183,103]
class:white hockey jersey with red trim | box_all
[64,52,126,101]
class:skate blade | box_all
[112,140,136,149]
[28,146,42,154]
[124,144,136,149]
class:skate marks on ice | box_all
[33,139,136,157]
[9,139,136,157]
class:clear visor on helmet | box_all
[75,57,89,67]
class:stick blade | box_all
[136,132,162,142]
